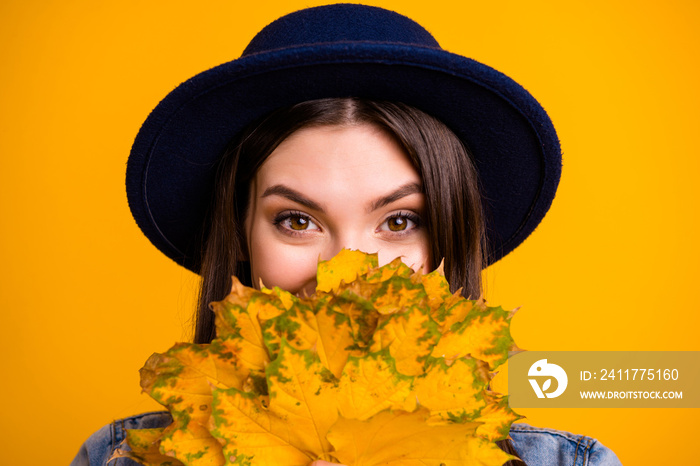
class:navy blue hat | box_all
[126,3,561,272]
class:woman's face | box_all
[244,123,431,295]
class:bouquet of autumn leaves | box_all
[112,250,521,465]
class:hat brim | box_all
[127,42,561,272]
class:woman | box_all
[74,4,620,465]
[194,98,484,345]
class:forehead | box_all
[255,124,421,191]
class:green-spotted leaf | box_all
[337,351,416,420]
[316,249,378,293]
[327,407,514,466]
[110,428,184,466]
[125,249,522,466]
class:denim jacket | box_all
[71,411,622,466]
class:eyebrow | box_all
[260,182,423,213]
[369,182,423,212]
[261,184,324,211]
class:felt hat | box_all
[126,3,561,272]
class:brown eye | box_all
[387,216,408,231]
[275,211,320,234]
[379,213,420,233]
[289,215,310,230]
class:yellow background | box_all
[1,0,698,464]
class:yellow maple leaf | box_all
[111,428,185,466]
[160,421,223,465]
[264,342,339,457]
[259,295,319,356]
[316,249,377,293]
[473,393,523,442]
[119,250,521,466]
[209,388,309,465]
[420,263,453,313]
[336,352,416,420]
[364,256,413,284]
[210,282,270,375]
[312,303,355,378]
[414,358,488,425]
[372,275,428,315]
[370,306,438,376]
[327,407,514,465]
[431,299,512,370]
[210,341,340,464]
[328,292,379,351]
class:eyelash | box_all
[380,211,422,234]
[272,210,422,237]
[273,210,319,236]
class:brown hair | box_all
[195,97,486,344]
